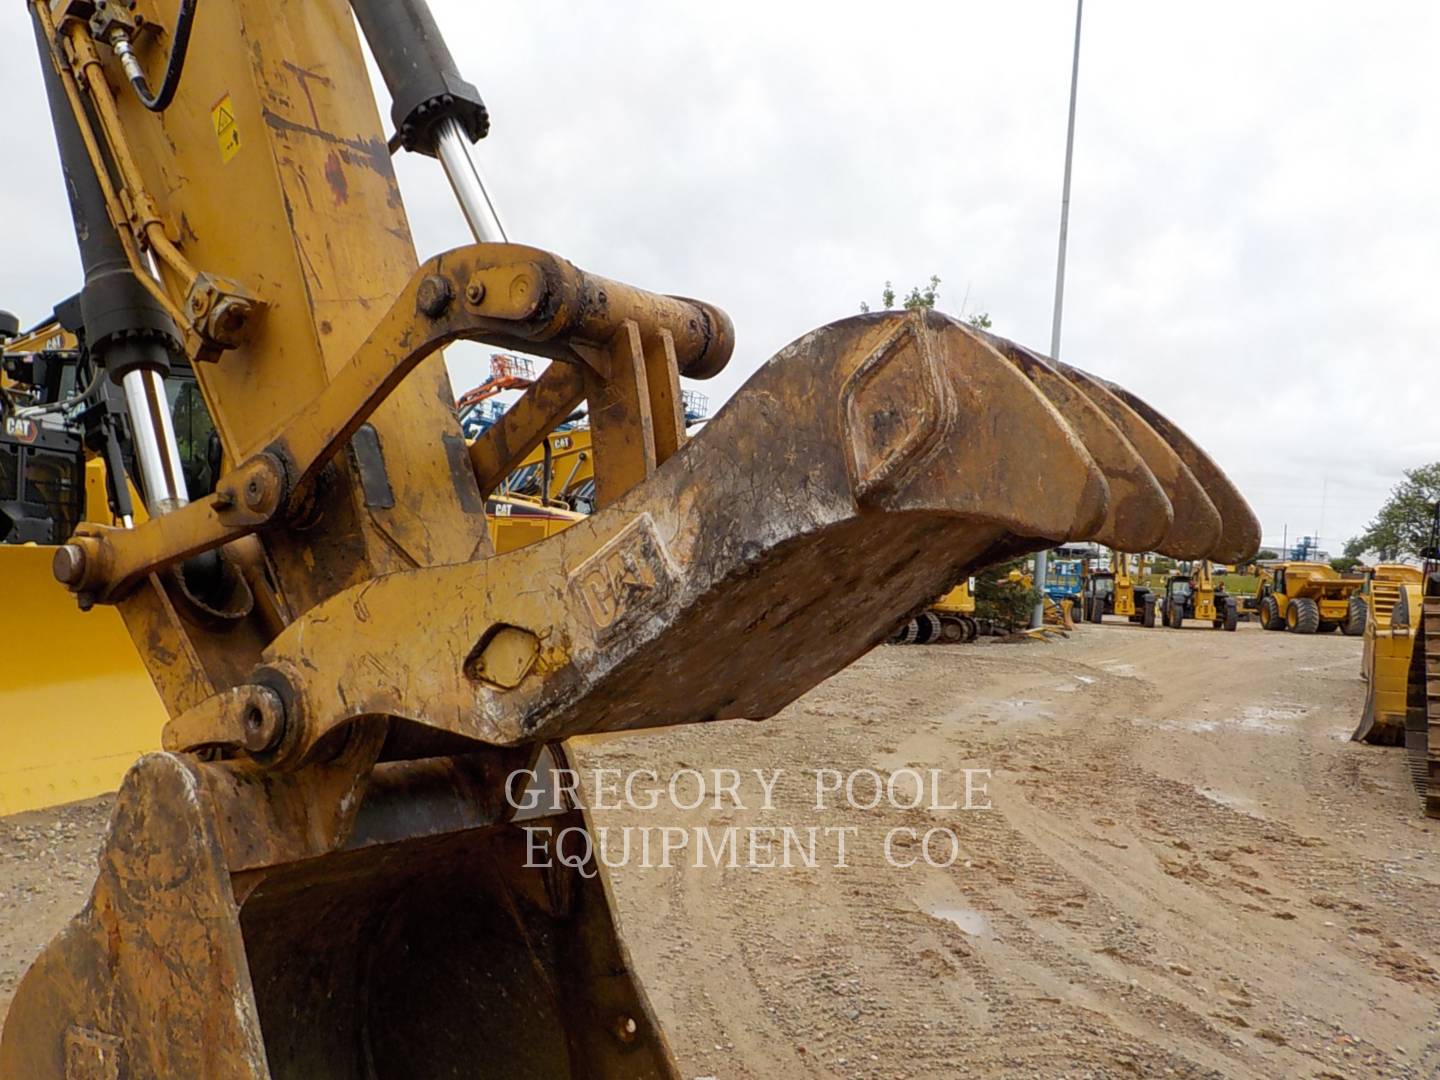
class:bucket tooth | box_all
[1087,375,1260,563]
[1054,363,1223,559]
[981,333,1173,553]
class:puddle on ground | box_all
[912,876,994,939]
[997,699,1053,721]
[923,903,992,937]
[1196,786,1264,816]
[1185,704,1308,736]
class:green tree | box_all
[973,557,1040,631]
[1329,556,1360,574]
[859,276,991,328]
[1255,548,1278,561]
[1346,463,1440,560]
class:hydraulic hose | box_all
[113,0,198,113]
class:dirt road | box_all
[4,622,1437,1078]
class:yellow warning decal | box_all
[211,93,241,163]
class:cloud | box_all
[3,1,1436,554]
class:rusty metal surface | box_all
[981,333,1173,553]
[156,311,1256,768]
[11,1,1262,1074]
[59,244,736,604]
[0,751,677,1079]
[1092,376,1261,563]
[1055,362,1224,559]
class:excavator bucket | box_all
[2,311,1257,1078]
[0,545,165,815]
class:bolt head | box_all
[465,281,486,306]
[239,689,286,754]
[416,275,454,318]
[52,544,87,586]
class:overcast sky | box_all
[4,2,1437,555]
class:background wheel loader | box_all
[1255,561,1365,635]
[1158,560,1237,630]
[1,0,1259,1075]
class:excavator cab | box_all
[2,1,1261,1075]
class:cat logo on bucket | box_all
[3,416,38,444]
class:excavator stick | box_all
[1,0,1260,1074]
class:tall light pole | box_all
[1033,0,1084,629]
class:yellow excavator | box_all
[1,1,1259,1075]
[1350,563,1425,745]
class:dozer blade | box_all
[2,311,1253,1080]
[0,545,166,815]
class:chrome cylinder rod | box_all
[121,368,188,515]
[435,118,509,243]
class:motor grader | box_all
[1255,561,1365,634]
[0,1,1259,1075]
[1350,563,1424,745]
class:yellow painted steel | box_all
[486,494,584,553]
[1358,564,1424,743]
[931,580,976,615]
[1,453,158,814]
[1113,551,1140,617]
[0,544,165,815]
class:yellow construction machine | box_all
[890,578,978,643]
[1,317,169,815]
[1080,550,1157,626]
[1351,563,1425,745]
[1158,559,1238,630]
[1,1,1260,1075]
[1255,561,1365,634]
